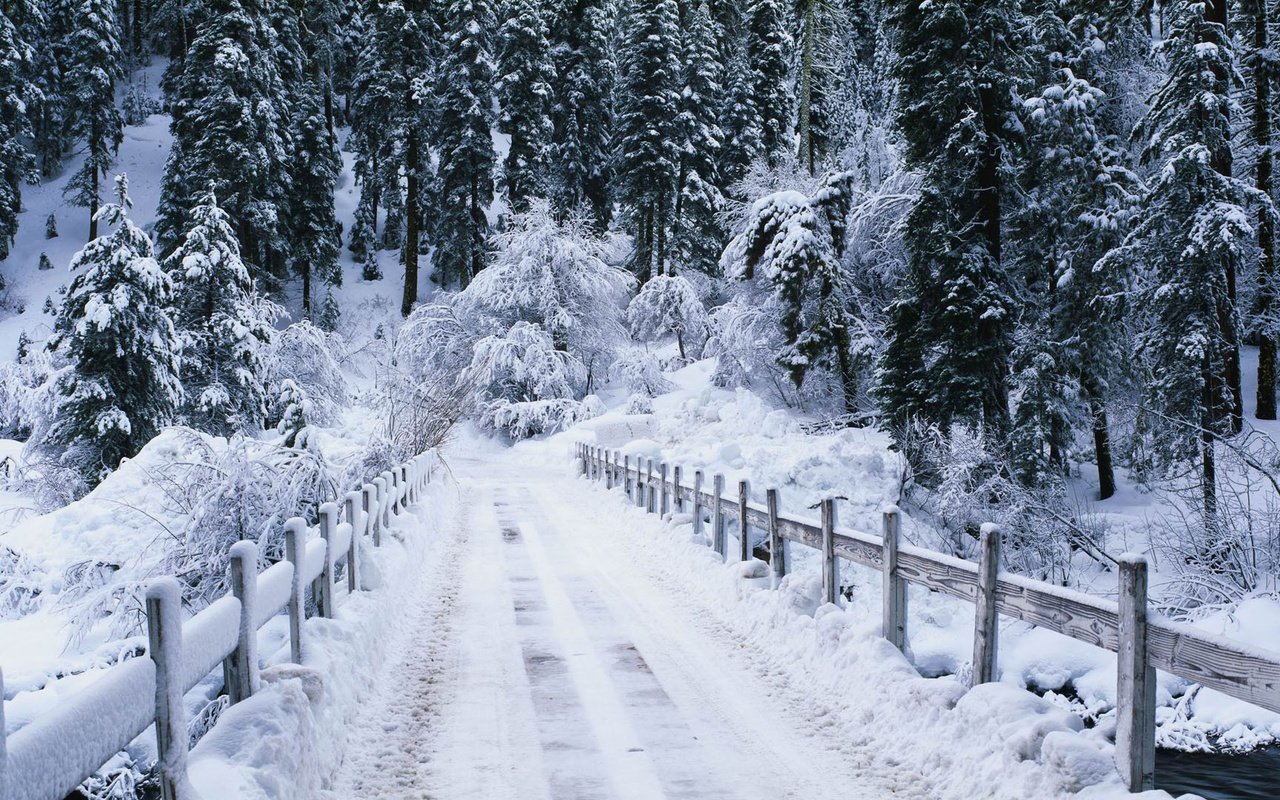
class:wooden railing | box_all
[577,443,1280,793]
[0,450,441,800]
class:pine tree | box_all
[717,40,762,192]
[156,0,293,287]
[20,0,71,177]
[168,189,275,436]
[613,0,682,281]
[290,82,342,318]
[745,0,792,166]
[672,0,726,276]
[1243,0,1278,419]
[1107,0,1263,528]
[497,0,554,212]
[433,0,498,291]
[47,176,183,484]
[878,0,1026,442]
[547,0,615,229]
[273,378,312,448]
[0,10,36,261]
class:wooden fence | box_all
[0,450,440,800]
[577,443,1280,793]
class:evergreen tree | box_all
[547,0,615,229]
[21,0,71,177]
[717,40,762,192]
[613,0,682,281]
[290,82,342,318]
[497,0,554,212]
[672,0,726,276]
[433,0,498,291]
[745,0,792,166]
[878,0,1027,442]
[62,0,125,240]
[0,10,36,261]
[1106,0,1263,528]
[156,0,293,287]
[47,176,183,484]
[273,378,312,448]
[168,189,275,436]
[1243,0,1278,419]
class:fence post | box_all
[225,541,258,703]
[882,507,906,652]
[971,523,1001,686]
[147,578,189,800]
[660,463,669,516]
[767,488,784,584]
[316,503,338,618]
[738,480,750,561]
[285,518,306,663]
[605,449,613,489]
[1117,554,1156,792]
[364,482,380,547]
[693,470,704,539]
[673,465,683,513]
[380,471,394,528]
[645,459,654,511]
[712,474,726,560]
[623,455,632,500]
[821,498,838,605]
[577,444,586,477]
[344,490,362,592]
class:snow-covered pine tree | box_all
[274,378,312,449]
[156,0,293,288]
[0,10,36,261]
[746,0,792,167]
[497,0,554,212]
[46,176,183,484]
[62,0,124,240]
[168,189,276,436]
[614,0,682,282]
[878,0,1026,442]
[627,274,708,361]
[716,175,857,411]
[1105,0,1266,527]
[290,81,342,318]
[672,0,726,276]
[433,0,498,291]
[1006,5,1143,497]
[547,0,615,229]
[18,0,70,177]
[717,40,762,193]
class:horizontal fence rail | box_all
[0,450,440,800]
[577,443,1280,793]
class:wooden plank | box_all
[285,518,306,663]
[225,541,258,703]
[882,507,906,651]
[971,524,1001,686]
[767,488,785,582]
[821,499,837,605]
[831,530,884,569]
[1116,555,1155,791]
[777,516,823,550]
[316,502,338,618]
[738,480,750,562]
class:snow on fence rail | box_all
[577,443,1280,793]
[0,450,440,800]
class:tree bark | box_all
[797,0,817,175]
[402,127,419,317]
[1253,0,1277,419]
[1084,374,1116,501]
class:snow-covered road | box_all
[330,449,897,800]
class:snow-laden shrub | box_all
[626,274,709,362]
[264,321,348,425]
[0,347,62,440]
[463,321,588,439]
[273,379,313,449]
[626,394,654,415]
[610,347,673,397]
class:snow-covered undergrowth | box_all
[562,360,1280,755]
[185,471,459,799]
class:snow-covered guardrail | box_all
[0,451,440,800]
[576,443,1280,794]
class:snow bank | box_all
[186,470,460,799]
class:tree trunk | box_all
[402,126,419,317]
[1084,374,1116,500]
[1202,354,1219,528]
[797,0,817,175]
[301,260,312,317]
[88,168,99,241]
[1253,0,1277,419]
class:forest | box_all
[0,0,1278,682]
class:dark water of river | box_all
[1156,747,1280,799]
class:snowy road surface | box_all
[331,449,899,799]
